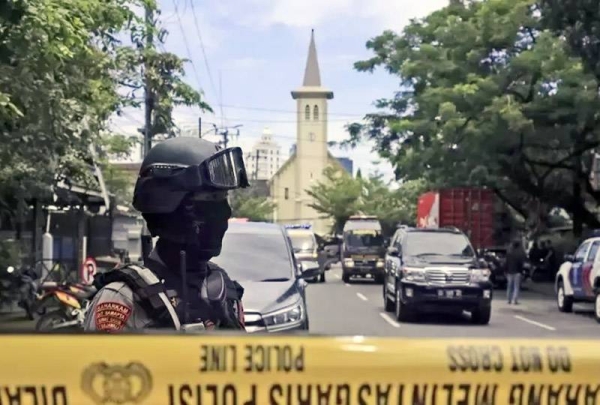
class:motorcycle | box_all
[35,283,97,331]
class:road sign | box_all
[81,257,97,284]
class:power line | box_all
[218,104,365,117]
[188,0,219,107]
[119,115,355,146]
[123,98,375,118]
[171,0,205,100]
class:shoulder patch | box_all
[94,301,132,332]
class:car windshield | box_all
[210,227,293,282]
[405,232,475,257]
[345,230,384,247]
[288,232,316,252]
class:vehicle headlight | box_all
[263,303,304,331]
[312,252,318,259]
[376,259,384,268]
[343,258,354,267]
[402,267,425,282]
[470,269,491,283]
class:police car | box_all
[284,224,325,283]
[555,234,600,322]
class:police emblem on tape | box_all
[81,362,153,404]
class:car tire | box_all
[383,283,394,312]
[471,306,491,325]
[394,284,414,322]
[557,281,573,313]
[319,272,326,283]
[594,291,600,324]
[342,272,350,283]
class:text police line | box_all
[447,345,572,373]
[0,385,68,405]
[199,345,304,373]
[168,383,600,405]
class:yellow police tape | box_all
[1,335,599,405]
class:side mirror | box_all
[387,246,400,257]
[564,254,575,262]
[297,261,322,280]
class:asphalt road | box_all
[306,264,600,338]
[2,264,599,337]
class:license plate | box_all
[438,289,462,298]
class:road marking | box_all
[356,293,368,301]
[514,315,556,331]
[333,274,341,279]
[379,312,400,328]
[344,283,351,287]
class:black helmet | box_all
[132,137,249,214]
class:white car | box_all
[555,236,600,322]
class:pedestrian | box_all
[506,240,527,305]
[84,137,250,332]
[529,240,541,263]
[545,240,557,278]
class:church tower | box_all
[291,30,334,231]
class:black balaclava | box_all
[144,195,232,272]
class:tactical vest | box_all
[92,253,245,330]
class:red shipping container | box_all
[417,188,496,250]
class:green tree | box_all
[97,134,139,206]
[306,166,362,233]
[229,189,275,222]
[539,0,600,82]
[0,0,139,227]
[346,0,600,236]
[359,175,428,236]
[0,0,209,226]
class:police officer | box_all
[84,137,249,332]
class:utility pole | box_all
[143,6,154,157]
[198,117,202,138]
[140,4,155,263]
[220,128,229,148]
[254,150,260,181]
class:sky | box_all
[110,0,449,181]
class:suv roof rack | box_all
[284,224,312,230]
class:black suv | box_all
[382,227,493,324]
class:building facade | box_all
[246,128,282,181]
[269,30,344,235]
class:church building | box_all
[270,30,344,235]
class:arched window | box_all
[313,105,319,120]
[305,105,310,120]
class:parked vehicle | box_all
[340,216,386,284]
[383,226,493,324]
[35,283,97,331]
[212,221,324,333]
[417,188,513,251]
[555,236,600,322]
[479,246,532,288]
[285,224,325,283]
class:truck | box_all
[416,188,514,250]
[341,216,386,284]
[417,188,516,286]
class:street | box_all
[2,264,599,338]
[306,264,600,338]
